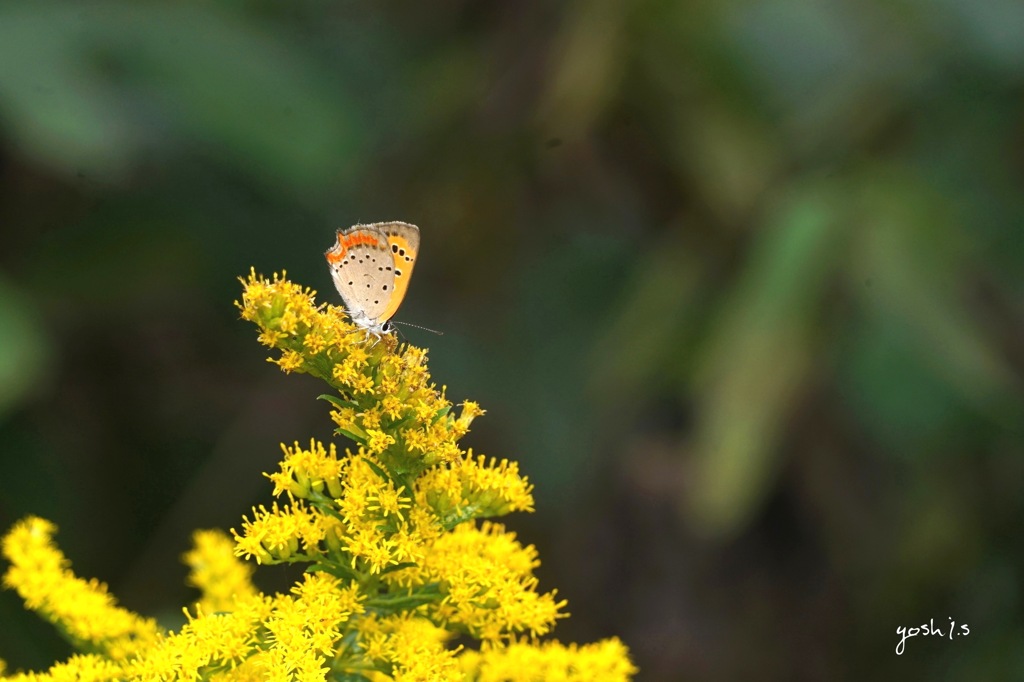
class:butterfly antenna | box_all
[393,320,444,336]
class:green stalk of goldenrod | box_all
[0,270,636,681]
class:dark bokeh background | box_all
[2,1,1024,679]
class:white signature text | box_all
[896,618,969,655]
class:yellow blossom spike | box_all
[238,271,467,472]
[232,501,326,565]
[0,654,123,682]
[460,637,638,681]
[1,517,161,660]
[417,450,535,529]
[184,529,258,615]
[0,271,635,681]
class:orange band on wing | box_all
[379,233,417,321]
[325,232,385,263]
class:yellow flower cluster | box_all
[1,516,160,661]
[183,529,259,614]
[357,614,461,681]
[0,271,636,681]
[237,270,470,471]
[1,654,121,682]
[410,521,566,642]
[124,571,364,680]
[460,638,639,681]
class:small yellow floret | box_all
[365,429,396,454]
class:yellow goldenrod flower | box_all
[184,529,258,614]
[460,637,638,681]
[235,270,469,471]
[358,407,383,431]
[233,501,327,565]
[124,596,274,680]
[275,348,305,373]
[0,654,122,682]
[355,614,460,681]
[401,521,567,643]
[270,440,346,500]
[351,373,376,395]
[417,451,535,529]
[257,573,365,680]
[0,271,636,681]
[1,517,161,661]
[365,428,396,454]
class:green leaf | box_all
[378,562,418,576]
[306,561,359,582]
[361,457,391,483]
[319,394,357,410]
[335,426,367,444]
[308,495,347,524]
[687,181,846,536]
[365,584,443,613]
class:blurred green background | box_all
[1,1,1023,679]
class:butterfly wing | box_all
[325,226,396,324]
[373,222,420,322]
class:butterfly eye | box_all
[382,320,395,334]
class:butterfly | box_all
[325,221,420,337]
